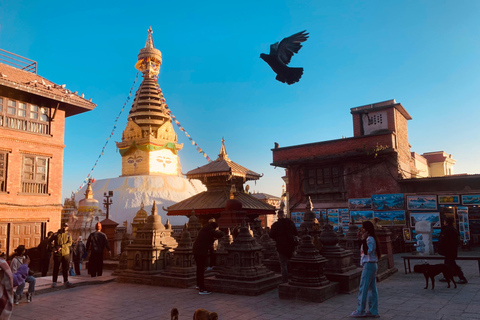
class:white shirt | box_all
[360,236,378,266]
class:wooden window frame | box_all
[0,151,7,193]
[21,155,49,194]
[0,96,50,135]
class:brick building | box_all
[0,49,95,256]
[271,99,480,215]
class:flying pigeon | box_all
[260,30,309,85]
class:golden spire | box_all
[135,27,162,78]
[84,178,94,199]
[217,137,230,161]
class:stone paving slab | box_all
[11,250,480,320]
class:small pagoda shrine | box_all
[166,138,276,227]
[117,201,178,284]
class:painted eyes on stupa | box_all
[156,156,172,167]
[127,156,143,164]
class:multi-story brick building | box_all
[271,99,480,216]
[0,49,95,256]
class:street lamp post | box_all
[103,191,114,219]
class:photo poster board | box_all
[458,206,470,241]
[290,211,304,228]
[373,210,406,226]
[372,193,404,210]
[350,210,374,224]
[410,212,441,228]
[327,209,340,231]
[438,195,460,205]
[339,208,350,233]
[461,194,480,205]
[348,198,372,210]
[406,195,437,211]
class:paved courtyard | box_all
[10,252,480,320]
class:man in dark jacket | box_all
[193,221,224,295]
[38,231,54,277]
[51,223,73,287]
[269,208,298,283]
[86,222,111,277]
[438,217,467,284]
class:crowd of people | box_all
[0,221,111,319]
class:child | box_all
[10,246,36,304]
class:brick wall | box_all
[0,108,65,233]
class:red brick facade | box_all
[0,58,95,256]
[272,99,412,212]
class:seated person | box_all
[11,246,36,304]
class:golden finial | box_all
[135,27,162,78]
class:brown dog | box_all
[414,263,457,290]
[193,309,218,320]
[171,308,179,320]
[170,308,218,320]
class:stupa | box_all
[66,179,106,240]
[75,28,205,229]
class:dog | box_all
[413,263,457,290]
[171,308,179,320]
[170,308,218,320]
[193,309,219,320]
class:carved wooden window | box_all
[0,96,50,135]
[21,155,49,194]
[305,165,345,201]
[0,152,7,193]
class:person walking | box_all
[72,237,86,276]
[193,221,224,295]
[350,220,381,318]
[269,207,298,283]
[10,246,36,304]
[37,231,54,277]
[0,245,13,319]
[86,222,111,277]
[438,217,468,284]
[51,223,73,288]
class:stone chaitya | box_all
[154,224,196,287]
[215,228,233,272]
[204,221,281,295]
[278,234,339,302]
[187,210,202,242]
[338,217,361,267]
[131,202,148,238]
[117,201,178,284]
[319,222,362,293]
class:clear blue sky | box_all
[1,1,479,201]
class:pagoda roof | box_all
[0,62,96,117]
[186,138,262,181]
[250,193,281,201]
[166,190,275,216]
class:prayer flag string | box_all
[153,77,212,163]
[76,72,140,192]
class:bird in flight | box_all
[260,30,309,85]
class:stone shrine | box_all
[204,221,281,295]
[154,224,197,288]
[338,218,361,267]
[117,201,178,284]
[278,234,339,302]
[319,223,362,293]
